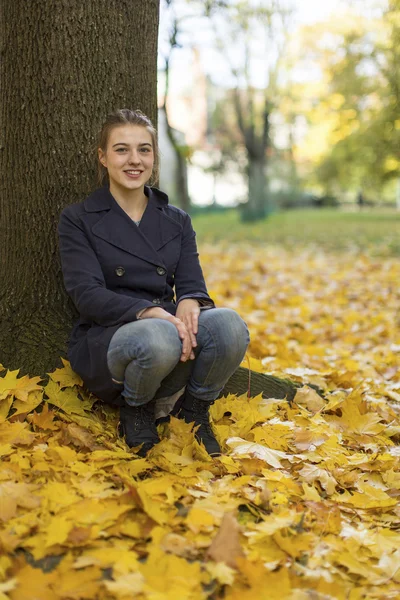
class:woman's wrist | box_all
[137,306,172,320]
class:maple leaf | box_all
[231,559,292,599]
[298,464,338,496]
[160,532,197,559]
[0,398,13,423]
[104,572,144,598]
[67,526,92,546]
[294,386,325,414]
[44,514,73,548]
[0,579,17,600]
[44,379,89,416]
[48,358,84,388]
[226,437,290,468]
[206,562,236,585]
[0,421,36,445]
[30,402,58,430]
[58,422,98,449]
[2,244,400,599]
[11,389,43,418]
[207,512,245,568]
[52,564,102,600]
[0,369,42,402]
[9,563,58,600]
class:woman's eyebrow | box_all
[112,142,152,147]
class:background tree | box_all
[159,0,192,212]
[207,0,294,221]
[0,0,160,375]
[296,1,400,200]
[159,0,229,211]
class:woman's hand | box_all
[137,306,194,362]
[176,299,200,359]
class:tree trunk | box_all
[175,148,191,213]
[242,157,269,222]
[161,106,191,212]
[220,366,302,402]
[0,0,160,375]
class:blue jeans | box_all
[107,308,250,407]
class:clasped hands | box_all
[138,299,200,361]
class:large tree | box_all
[0,0,160,374]
[296,1,400,199]
[206,0,293,221]
[0,0,308,403]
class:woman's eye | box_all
[116,148,127,153]
[140,148,151,153]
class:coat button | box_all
[115,267,125,277]
[152,298,161,305]
[156,267,166,276]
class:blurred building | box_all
[158,48,247,207]
[157,109,187,202]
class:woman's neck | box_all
[109,183,148,221]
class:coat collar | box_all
[86,186,181,266]
[83,185,169,212]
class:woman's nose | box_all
[128,151,140,164]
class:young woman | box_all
[58,109,249,457]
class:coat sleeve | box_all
[58,208,155,326]
[174,213,215,308]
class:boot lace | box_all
[191,398,214,435]
[120,401,157,435]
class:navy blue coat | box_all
[58,185,214,405]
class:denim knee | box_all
[199,308,250,360]
[107,319,182,381]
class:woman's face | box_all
[98,124,154,193]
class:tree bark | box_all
[160,47,191,212]
[220,366,302,402]
[242,157,268,222]
[0,0,160,375]
[161,106,191,212]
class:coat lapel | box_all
[139,192,182,251]
[87,186,181,267]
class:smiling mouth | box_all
[124,170,142,176]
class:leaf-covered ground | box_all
[1,244,400,599]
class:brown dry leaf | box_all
[293,428,329,451]
[298,463,338,495]
[294,386,326,413]
[206,512,245,568]
[58,422,98,450]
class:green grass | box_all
[192,208,400,255]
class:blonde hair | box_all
[97,109,159,186]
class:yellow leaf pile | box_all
[1,245,400,599]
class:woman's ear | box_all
[98,148,107,167]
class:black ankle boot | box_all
[179,391,221,456]
[118,400,159,457]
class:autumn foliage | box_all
[1,244,400,599]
